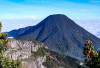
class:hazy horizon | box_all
[0,0,100,38]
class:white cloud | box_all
[30,16,36,19]
[23,16,36,19]
[1,19,41,32]
[74,19,100,38]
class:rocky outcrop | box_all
[3,39,82,68]
[3,39,47,68]
[22,56,46,68]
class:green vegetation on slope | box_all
[31,39,42,46]
[0,22,21,68]
[32,47,46,57]
[43,48,80,68]
[31,45,80,68]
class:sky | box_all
[0,0,100,19]
[0,0,100,37]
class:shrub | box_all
[83,40,100,68]
[0,22,21,68]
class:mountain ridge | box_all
[7,14,100,59]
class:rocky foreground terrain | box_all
[3,39,82,68]
[4,39,47,68]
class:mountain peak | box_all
[39,14,74,27]
[47,14,69,20]
[49,14,67,17]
